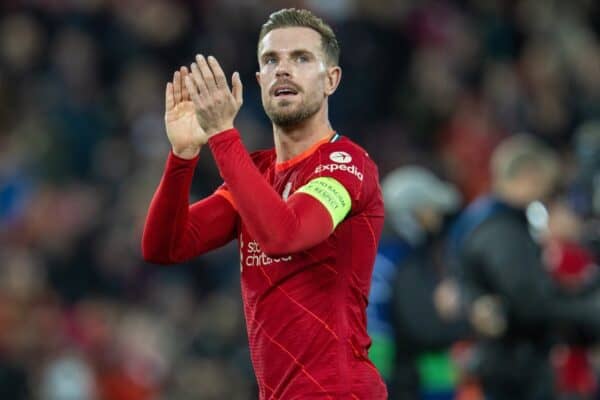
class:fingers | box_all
[195,54,217,92]
[167,67,190,108]
[231,71,243,107]
[177,54,242,136]
[207,56,229,90]
[180,66,190,101]
[190,62,209,97]
[165,82,174,110]
[173,70,182,104]
[184,75,202,110]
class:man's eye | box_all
[296,55,309,62]
[265,57,277,64]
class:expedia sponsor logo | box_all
[329,151,352,163]
[244,240,292,267]
[314,163,364,181]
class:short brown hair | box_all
[258,8,340,66]
[491,134,560,183]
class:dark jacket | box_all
[451,196,600,397]
[390,237,468,399]
[455,197,600,340]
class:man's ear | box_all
[256,71,261,86]
[325,66,342,96]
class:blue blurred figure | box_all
[368,166,467,400]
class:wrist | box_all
[206,124,235,139]
[172,146,201,160]
[207,127,240,146]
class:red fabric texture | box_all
[208,129,334,256]
[142,129,387,399]
[554,347,597,395]
[546,240,597,289]
[546,240,598,395]
[141,152,238,264]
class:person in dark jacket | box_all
[368,166,468,399]
[450,134,600,400]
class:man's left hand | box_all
[184,54,243,138]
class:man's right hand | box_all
[165,66,208,159]
[470,295,507,338]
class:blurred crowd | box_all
[0,0,599,399]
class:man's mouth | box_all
[272,85,299,98]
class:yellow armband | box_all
[296,177,351,228]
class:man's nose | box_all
[275,60,292,78]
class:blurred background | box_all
[0,0,599,399]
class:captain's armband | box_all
[296,177,351,228]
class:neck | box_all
[273,104,333,163]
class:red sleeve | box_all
[300,141,369,212]
[141,151,238,264]
[208,129,333,257]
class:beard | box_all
[264,96,322,127]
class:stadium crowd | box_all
[0,0,599,399]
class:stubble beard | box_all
[265,96,322,127]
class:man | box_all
[367,166,467,399]
[450,134,600,400]
[142,8,387,399]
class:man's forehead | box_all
[259,27,322,55]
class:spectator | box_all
[450,134,600,400]
[368,166,468,399]
[544,199,600,399]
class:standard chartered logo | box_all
[244,240,292,267]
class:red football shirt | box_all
[216,133,386,399]
[142,130,386,399]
